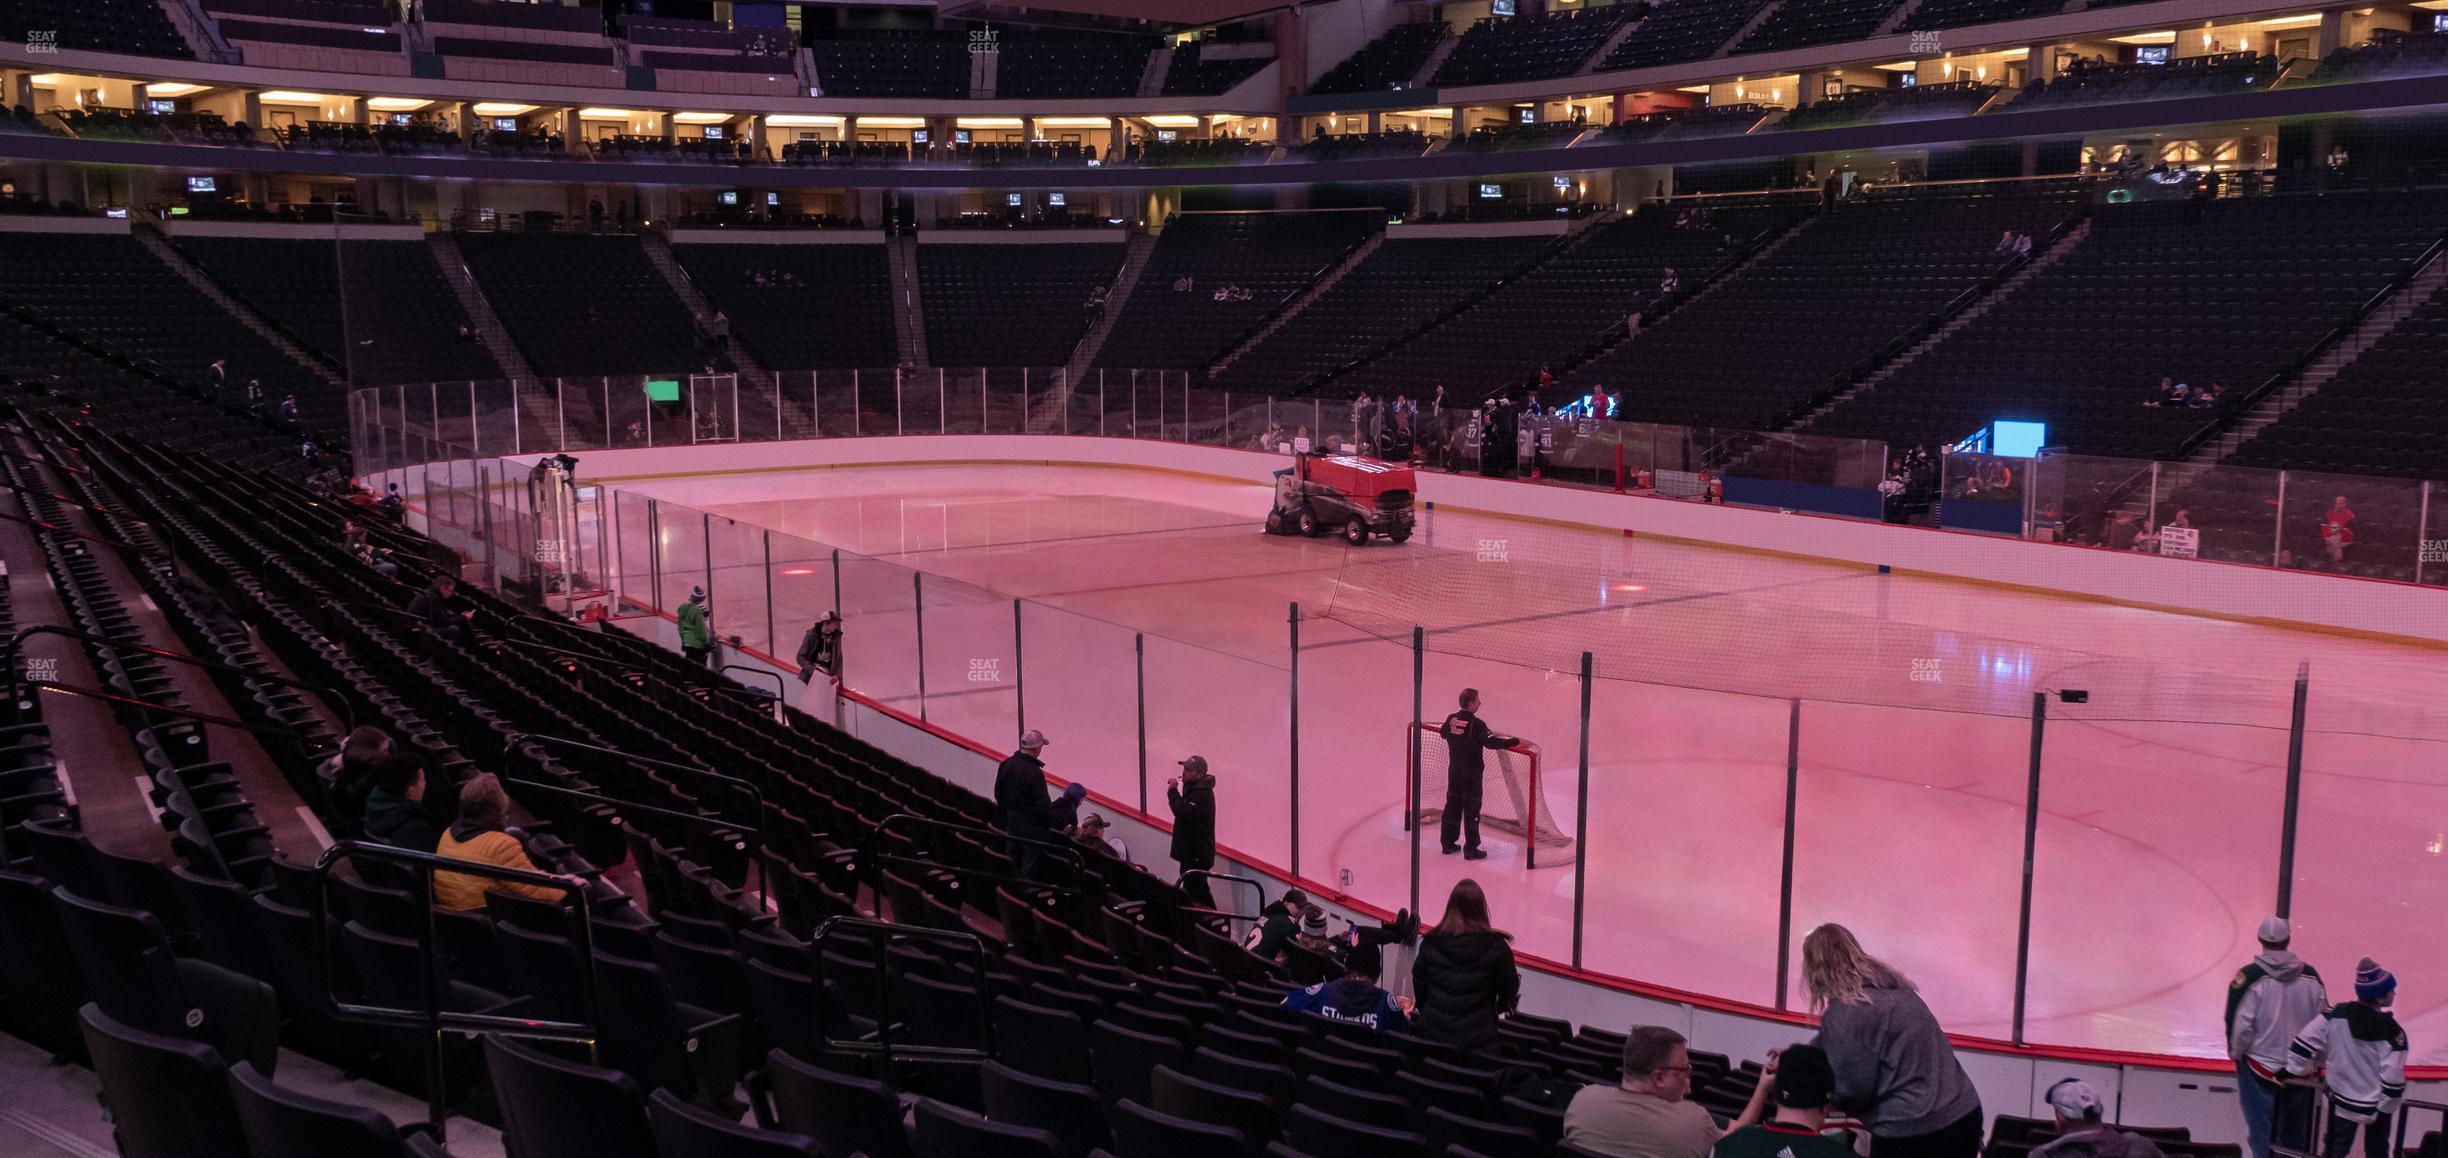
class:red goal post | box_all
[1407,721,1577,867]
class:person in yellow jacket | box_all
[432,773,567,911]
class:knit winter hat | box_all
[1301,906,1328,933]
[2355,957,2397,1002]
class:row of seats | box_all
[1096,211,1383,371]
[2012,53,2279,112]
[1779,82,2000,131]
[1432,7,1642,88]
[1339,195,1818,403]
[173,236,502,386]
[455,232,703,377]
[1818,189,2448,459]
[1571,182,2084,431]
[1218,235,1559,392]
[673,241,899,371]
[919,242,1125,368]
[1309,22,1447,95]
[1162,42,1274,96]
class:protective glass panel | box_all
[837,552,923,710]
[1141,633,1291,881]
[1014,603,1144,813]
[914,572,1019,745]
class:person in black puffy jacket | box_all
[1410,878,1520,1052]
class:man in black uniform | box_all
[1438,688,1518,861]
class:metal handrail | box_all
[499,732,771,910]
[2,625,355,734]
[812,915,994,1070]
[311,840,600,1141]
[1181,869,1270,925]
[865,811,1090,900]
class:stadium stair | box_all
[2186,242,2448,466]
[131,224,345,391]
[1872,0,1936,36]
[1409,33,1462,89]
[1790,215,2093,434]
[1138,45,1174,98]
[1553,207,1819,383]
[639,229,777,396]
[1040,232,1160,430]
[1579,17,1647,75]
[423,232,535,382]
[887,236,932,369]
[1208,232,1386,377]
[1713,1,1790,58]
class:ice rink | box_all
[616,461,2448,1062]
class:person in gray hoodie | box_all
[2227,916,2328,1158]
[1803,924,1983,1158]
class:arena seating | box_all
[2011,53,2278,111]
[1161,41,1274,96]
[0,0,193,59]
[432,36,617,66]
[1339,196,1818,402]
[1124,137,1262,166]
[1902,0,2069,31]
[2314,30,2448,84]
[1815,190,2448,459]
[1443,120,1589,154]
[421,0,601,33]
[918,242,1125,368]
[1094,211,1382,371]
[1600,0,1772,71]
[672,241,898,370]
[1431,7,1642,87]
[1731,0,1907,55]
[2223,281,2448,480]
[1308,22,1448,95]
[0,231,337,431]
[1570,182,2084,431]
[217,19,403,52]
[1216,235,1559,392]
[996,32,1154,100]
[454,232,703,378]
[810,32,971,98]
[1779,82,2000,131]
[172,236,502,386]
[1290,130,1432,161]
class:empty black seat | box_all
[1152,1063,1281,1151]
[483,1034,657,1158]
[981,1059,1112,1158]
[1284,1102,1426,1157]
[229,1059,423,1158]
[914,1096,1065,1158]
[79,1002,249,1158]
[1113,1096,1253,1158]
[53,884,279,1074]
[648,1085,821,1157]
[763,1047,912,1158]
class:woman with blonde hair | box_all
[1409,878,1520,1051]
[1803,924,1983,1158]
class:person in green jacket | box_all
[678,586,714,668]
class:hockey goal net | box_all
[1408,722,1577,867]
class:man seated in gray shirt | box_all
[1564,1026,1775,1158]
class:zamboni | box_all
[1264,452,1416,545]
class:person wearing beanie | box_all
[1713,1044,1855,1158]
[2226,916,2328,1158]
[677,585,714,668]
[2030,1079,2167,1158]
[2287,957,2406,1158]
[1289,905,1343,964]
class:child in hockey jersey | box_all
[1281,942,1412,1034]
[2287,957,2407,1158]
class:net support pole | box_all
[2277,660,2309,917]
[1569,650,1592,967]
[2011,690,2045,1047]
[1012,598,1025,745]
[1136,632,1148,816]
[762,532,774,667]
[1408,625,1424,923]
[913,571,927,722]
[1287,601,1301,881]
[1775,697,1800,1011]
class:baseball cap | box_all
[1178,755,1208,774]
[2257,916,2291,945]
[1080,812,1107,830]
[1019,730,1048,750]
[2046,1079,2104,1122]
[1772,1044,1836,1109]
